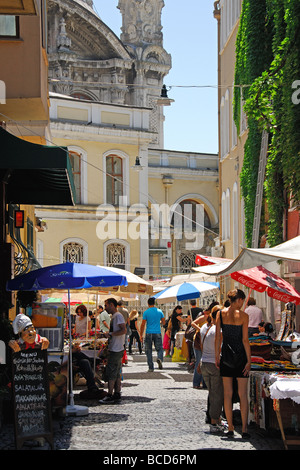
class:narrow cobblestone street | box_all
[0,351,287,453]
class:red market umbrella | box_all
[195,254,232,266]
[231,266,300,304]
[195,255,300,305]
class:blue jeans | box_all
[145,333,163,370]
[193,347,204,387]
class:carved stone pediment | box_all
[47,0,171,145]
[48,0,132,61]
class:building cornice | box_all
[148,167,218,181]
[50,121,156,144]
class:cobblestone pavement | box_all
[0,352,287,452]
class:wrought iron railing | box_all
[8,204,41,276]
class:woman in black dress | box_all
[215,289,251,438]
[128,310,142,354]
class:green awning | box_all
[0,126,76,205]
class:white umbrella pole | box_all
[66,288,88,416]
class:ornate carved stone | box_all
[47,0,171,145]
[118,0,164,47]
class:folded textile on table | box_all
[269,376,300,404]
[251,356,300,371]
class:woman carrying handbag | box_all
[200,305,224,433]
[215,289,251,439]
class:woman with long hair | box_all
[128,310,142,354]
[170,305,186,356]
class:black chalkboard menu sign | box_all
[12,347,54,449]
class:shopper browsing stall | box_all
[99,298,126,404]
[73,305,91,336]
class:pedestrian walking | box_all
[99,298,126,404]
[200,305,224,433]
[140,297,165,371]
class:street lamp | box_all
[157,85,174,106]
[131,156,143,171]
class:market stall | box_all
[193,245,300,448]
[249,370,300,450]
[6,262,128,418]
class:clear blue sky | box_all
[93,0,218,155]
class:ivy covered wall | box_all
[233,0,300,247]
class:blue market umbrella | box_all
[6,262,127,291]
[153,281,219,304]
[6,262,128,416]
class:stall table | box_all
[249,370,300,449]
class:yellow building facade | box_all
[33,0,220,280]
[36,94,219,278]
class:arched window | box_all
[179,252,197,273]
[171,199,211,233]
[63,242,84,263]
[221,189,231,241]
[106,155,123,205]
[224,89,230,156]
[106,243,126,269]
[221,191,226,239]
[69,150,81,204]
[231,84,237,148]
[225,188,231,240]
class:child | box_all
[163,317,171,357]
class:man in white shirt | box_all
[96,305,111,332]
[245,297,263,337]
[99,298,126,404]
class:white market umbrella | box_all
[96,265,153,295]
[152,281,220,304]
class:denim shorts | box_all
[106,350,124,381]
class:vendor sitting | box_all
[72,342,107,399]
[8,313,50,352]
[253,321,274,338]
